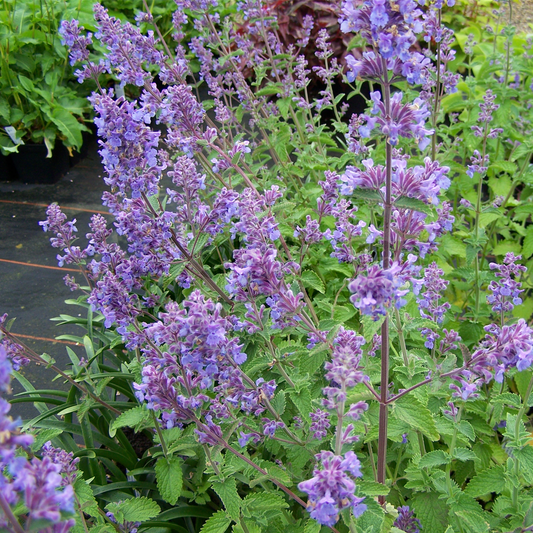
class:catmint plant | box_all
[3,1,533,532]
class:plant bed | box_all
[2,1,533,533]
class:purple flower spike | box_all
[299,450,366,527]
[394,505,422,533]
[487,253,526,315]
[348,259,419,319]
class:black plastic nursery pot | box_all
[10,142,70,184]
[0,152,17,181]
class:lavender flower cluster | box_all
[0,347,77,532]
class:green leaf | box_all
[491,392,522,408]
[73,478,99,518]
[301,270,325,294]
[514,446,533,484]
[393,396,440,441]
[440,234,466,258]
[362,313,386,342]
[303,520,321,533]
[453,448,477,462]
[109,406,150,437]
[411,492,449,533]
[465,465,505,497]
[457,421,476,442]
[489,160,517,174]
[353,497,383,533]
[350,188,383,202]
[357,481,389,496]
[492,240,522,257]
[18,74,35,93]
[453,511,489,533]
[271,390,286,416]
[394,196,433,214]
[522,226,533,259]
[200,510,231,533]
[418,450,451,468]
[256,83,284,96]
[155,457,183,506]
[106,497,160,523]
[50,107,83,148]
[242,492,288,514]
[212,479,241,522]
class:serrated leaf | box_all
[492,241,522,256]
[270,390,286,416]
[362,313,386,342]
[465,465,505,497]
[155,456,183,505]
[109,406,150,437]
[419,450,451,468]
[73,478,99,518]
[106,497,160,523]
[411,492,449,533]
[453,447,477,462]
[523,226,533,259]
[394,196,433,214]
[357,481,389,496]
[200,510,231,533]
[303,520,321,533]
[351,188,383,202]
[301,270,325,294]
[394,396,439,441]
[290,388,313,422]
[491,392,522,408]
[243,492,288,514]
[212,479,241,521]
[489,160,517,174]
[515,446,533,484]
[457,420,476,442]
[353,496,382,533]
[453,511,489,533]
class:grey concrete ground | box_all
[0,139,108,419]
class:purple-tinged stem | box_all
[0,492,25,533]
[377,58,393,504]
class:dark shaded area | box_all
[0,138,108,420]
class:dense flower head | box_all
[309,409,331,439]
[143,290,246,389]
[394,505,422,533]
[59,19,92,65]
[487,253,526,315]
[93,3,167,86]
[359,91,433,149]
[298,450,366,526]
[417,262,450,347]
[0,390,75,532]
[470,319,533,383]
[325,328,367,388]
[341,156,450,206]
[89,90,164,199]
[348,257,419,319]
[41,442,80,487]
[340,1,423,61]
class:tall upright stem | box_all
[377,60,392,503]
